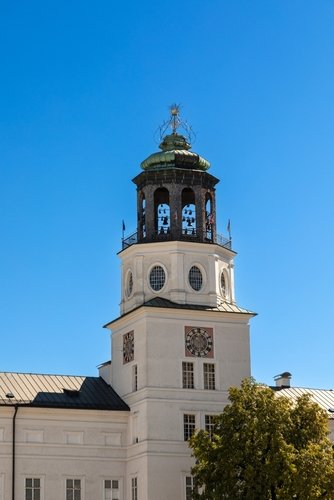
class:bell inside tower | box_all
[181,188,196,236]
[154,188,171,235]
[205,194,213,241]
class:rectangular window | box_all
[183,414,196,441]
[185,476,196,500]
[25,478,41,500]
[131,477,138,500]
[182,362,194,389]
[132,364,138,392]
[66,479,81,500]
[205,414,216,438]
[104,479,120,500]
[203,363,215,390]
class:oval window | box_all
[126,270,133,298]
[189,265,203,291]
[220,271,226,298]
[149,265,166,291]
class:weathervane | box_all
[157,104,196,144]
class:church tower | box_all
[105,106,255,500]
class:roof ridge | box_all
[0,371,95,378]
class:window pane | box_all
[182,362,194,389]
[105,480,111,489]
[184,414,196,441]
[131,477,138,500]
[220,271,226,297]
[205,414,216,438]
[26,479,33,488]
[26,490,32,500]
[112,480,119,489]
[204,363,215,390]
[188,266,203,291]
[149,265,166,291]
[185,476,194,500]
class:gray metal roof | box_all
[143,297,256,315]
[0,372,129,411]
[104,297,256,328]
[275,387,334,419]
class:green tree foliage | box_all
[190,379,334,499]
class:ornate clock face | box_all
[185,327,213,358]
[123,331,134,364]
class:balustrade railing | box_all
[122,229,231,250]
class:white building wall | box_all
[0,407,130,500]
[120,240,236,314]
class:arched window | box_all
[154,188,170,236]
[205,194,213,241]
[140,192,146,238]
[182,188,196,236]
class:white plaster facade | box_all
[106,302,251,499]
[120,240,236,315]
[0,406,129,500]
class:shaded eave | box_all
[132,167,219,190]
[104,297,256,328]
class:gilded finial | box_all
[157,104,195,145]
[170,103,181,134]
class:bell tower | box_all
[105,106,255,500]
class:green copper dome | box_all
[140,133,210,171]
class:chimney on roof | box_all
[274,372,292,388]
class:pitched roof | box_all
[275,387,334,419]
[143,297,256,315]
[0,372,129,411]
[104,297,256,327]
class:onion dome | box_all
[140,105,211,171]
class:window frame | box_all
[184,475,197,500]
[220,268,229,300]
[132,364,138,392]
[203,362,216,390]
[65,477,82,500]
[125,269,134,299]
[103,478,122,500]
[182,361,194,389]
[205,414,216,438]
[183,413,196,441]
[131,476,138,500]
[148,263,167,292]
[188,265,203,291]
[25,477,43,500]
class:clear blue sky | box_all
[0,1,333,389]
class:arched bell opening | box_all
[182,188,196,236]
[154,188,170,236]
[139,191,146,239]
[205,194,214,241]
